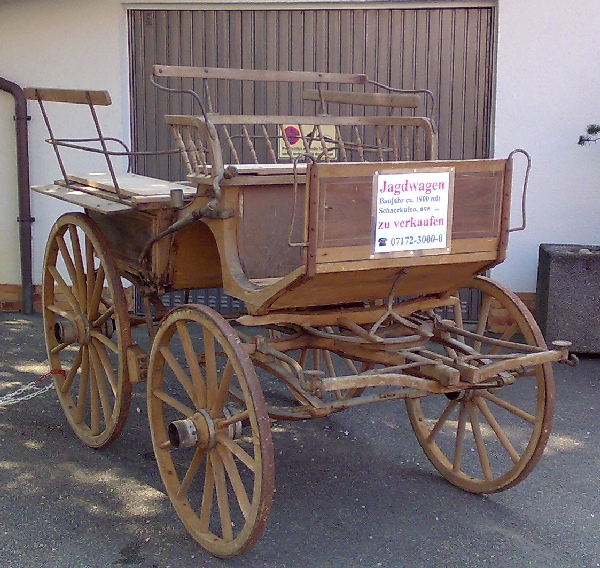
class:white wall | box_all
[0,91,21,283]
[0,0,127,286]
[2,0,599,294]
[492,0,600,291]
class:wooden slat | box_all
[31,184,131,213]
[168,113,435,128]
[66,172,196,198]
[218,163,307,175]
[303,89,421,108]
[153,65,368,84]
[316,249,498,268]
[316,239,499,264]
[24,88,111,106]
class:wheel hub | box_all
[444,390,475,401]
[54,315,115,346]
[168,406,244,450]
[223,405,243,440]
[54,314,91,345]
[169,409,215,450]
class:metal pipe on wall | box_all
[0,77,34,314]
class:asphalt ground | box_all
[0,312,599,568]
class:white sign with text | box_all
[373,169,453,254]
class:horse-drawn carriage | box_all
[26,66,572,557]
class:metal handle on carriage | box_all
[507,148,532,233]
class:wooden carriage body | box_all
[40,65,512,317]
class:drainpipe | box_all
[0,77,34,314]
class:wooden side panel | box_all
[88,209,156,269]
[452,170,503,239]
[318,176,373,249]
[314,160,507,258]
[88,209,174,285]
[170,221,223,290]
[237,184,305,279]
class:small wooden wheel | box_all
[406,275,554,493]
[42,212,132,448]
[147,305,274,558]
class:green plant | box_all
[578,124,600,145]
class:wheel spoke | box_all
[159,345,197,405]
[90,329,119,355]
[85,235,96,314]
[50,341,71,354]
[487,321,520,356]
[68,225,87,313]
[91,338,118,394]
[56,233,81,305]
[88,264,106,321]
[211,361,234,416]
[216,433,257,472]
[479,390,537,424]
[203,327,219,409]
[90,340,116,420]
[47,265,81,313]
[210,450,234,542]
[152,388,195,417]
[341,356,359,374]
[473,293,493,353]
[198,457,216,532]
[74,345,90,424]
[218,409,249,429]
[92,305,115,329]
[176,446,207,500]
[60,347,83,393]
[89,346,102,435]
[176,320,206,408]
[466,401,493,481]
[452,403,468,473]
[217,443,251,520]
[299,348,309,369]
[475,396,520,464]
[426,399,459,444]
[46,303,77,321]
[322,349,336,376]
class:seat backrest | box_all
[153,65,438,186]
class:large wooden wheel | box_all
[406,275,554,493]
[147,305,274,558]
[42,212,132,448]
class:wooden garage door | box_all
[128,4,496,179]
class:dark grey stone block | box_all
[536,243,600,353]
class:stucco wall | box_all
[0,0,128,286]
[1,0,599,294]
[492,0,600,291]
[0,92,21,284]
